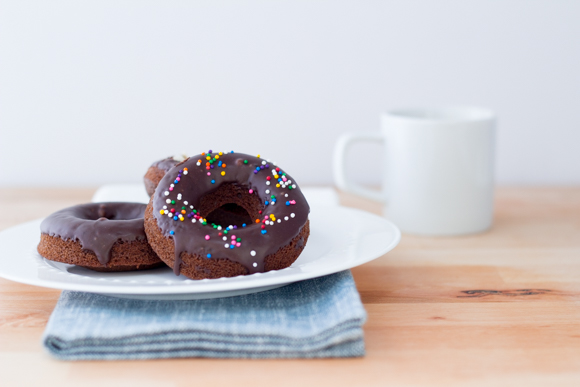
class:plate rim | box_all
[0,205,401,295]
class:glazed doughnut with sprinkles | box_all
[144,151,310,280]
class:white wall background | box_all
[1,0,579,187]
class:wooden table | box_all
[1,187,579,386]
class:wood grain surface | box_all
[1,187,579,387]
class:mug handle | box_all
[333,132,386,203]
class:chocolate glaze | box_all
[152,157,180,172]
[40,203,147,266]
[152,152,310,275]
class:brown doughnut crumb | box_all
[144,165,167,197]
[38,234,163,272]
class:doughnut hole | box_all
[86,203,144,221]
[205,203,252,228]
[198,183,263,227]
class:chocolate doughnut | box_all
[144,151,310,279]
[38,203,163,272]
[144,154,188,197]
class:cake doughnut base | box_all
[144,165,167,197]
[37,234,164,272]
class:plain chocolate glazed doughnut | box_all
[144,151,310,280]
[38,202,163,272]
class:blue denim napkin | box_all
[42,271,366,360]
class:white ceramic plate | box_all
[0,205,400,300]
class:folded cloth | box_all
[42,270,366,360]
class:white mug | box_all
[334,107,495,236]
